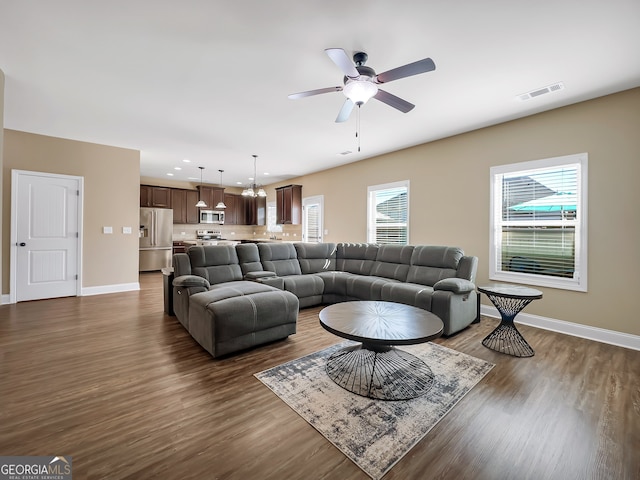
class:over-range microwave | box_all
[200,210,225,224]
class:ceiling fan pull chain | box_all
[356,104,361,152]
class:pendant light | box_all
[242,155,267,197]
[215,169,227,209]
[195,166,207,208]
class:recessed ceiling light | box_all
[263,172,270,176]
[182,159,191,163]
[174,167,182,170]
[236,181,243,185]
[166,173,174,176]
[187,177,198,180]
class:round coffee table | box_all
[319,301,444,401]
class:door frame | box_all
[9,169,84,304]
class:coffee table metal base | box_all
[325,343,435,401]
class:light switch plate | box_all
[122,226,132,234]
[103,226,113,234]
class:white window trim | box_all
[489,153,588,292]
[367,180,410,245]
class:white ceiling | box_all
[2,1,639,187]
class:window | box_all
[490,153,588,291]
[302,195,323,242]
[367,181,409,245]
[266,202,281,233]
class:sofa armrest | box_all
[244,271,277,280]
[434,278,475,294]
[173,275,211,290]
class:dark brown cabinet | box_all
[223,193,238,225]
[185,190,200,224]
[171,189,187,223]
[245,195,266,226]
[276,185,302,224]
[171,189,200,224]
[197,186,224,210]
[140,185,172,208]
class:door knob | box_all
[18,242,26,247]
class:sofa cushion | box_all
[380,282,434,311]
[345,275,396,301]
[336,243,379,275]
[258,243,302,276]
[370,245,414,282]
[406,246,464,286]
[294,242,337,273]
[236,243,264,275]
[187,246,242,285]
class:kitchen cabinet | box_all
[276,184,302,225]
[197,186,224,210]
[140,185,172,208]
[245,195,266,226]
[171,189,186,223]
[223,193,239,225]
[185,190,200,224]
[172,241,187,255]
[171,189,200,224]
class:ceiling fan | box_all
[288,48,436,123]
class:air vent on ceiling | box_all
[337,150,352,156]
[517,82,564,101]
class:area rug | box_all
[254,341,494,480]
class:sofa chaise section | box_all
[172,245,299,358]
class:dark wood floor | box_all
[0,273,638,479]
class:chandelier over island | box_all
[242,155,267,198]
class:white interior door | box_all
[11,170,82,302]
[302,195,324,243]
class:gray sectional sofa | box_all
[172,242,478,358]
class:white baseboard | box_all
[81,282,140,296]
[480,305,640,351]
[1,283,140,304]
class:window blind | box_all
[369,185,408,245]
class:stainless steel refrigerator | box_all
[139,207,173,271]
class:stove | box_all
[196,229,222,241]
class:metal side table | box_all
[478,284,542,357]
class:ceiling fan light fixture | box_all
[343,80,378,105]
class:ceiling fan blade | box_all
[325,48,359,78]
[373,89,415,113]
[288,86,342,99]
[335,99,355,123]
[375,58,436,84]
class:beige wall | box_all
[272,88,640,336]
[2,130,140,292]
[0,69,4,297]
[2,88,638,337]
